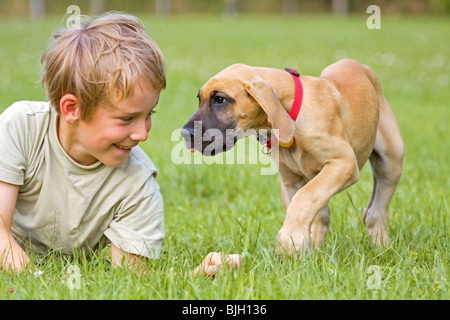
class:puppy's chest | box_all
[277,148,322,182]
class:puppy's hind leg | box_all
[363,98,404,246]
[311,205,330,248]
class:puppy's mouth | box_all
[182,117,241,156]
[188,135,237,155]
[198,128,245,156]
[206,135,238,156]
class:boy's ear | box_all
[59,94,81,124]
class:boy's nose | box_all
[130,120,150,141]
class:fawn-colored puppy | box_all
[182,59,404,257]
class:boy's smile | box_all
[58,80,160,167]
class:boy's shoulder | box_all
[0,101,52,137]
[1,100,52,126]
[3,100,51,115]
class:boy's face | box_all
[63,80,160,168]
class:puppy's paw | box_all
[276,227,313,259]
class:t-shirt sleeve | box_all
[0,103,29,185]
[103,176,165,259]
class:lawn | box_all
[0,13,449,301]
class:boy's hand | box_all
[0,181,30,272]
[193,252,243,276]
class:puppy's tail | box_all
[361,62,384,97]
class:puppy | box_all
[182,59,404,257]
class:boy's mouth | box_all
[113,144,133,151]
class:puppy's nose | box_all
[181,126,194,139]
[181,126,197,152]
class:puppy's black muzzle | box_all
[181,122,197,151]
[181,120,234,156]
[180,126,194,141]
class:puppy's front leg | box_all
[276,159,359,258]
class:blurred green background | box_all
[1,0,450,17]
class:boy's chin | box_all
[100,156,128,168]
[99,146,132,167]
[105,160,127,168]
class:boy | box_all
[0,12,241,275]
[0,12,167,272]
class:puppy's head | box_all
[181,63,296,156]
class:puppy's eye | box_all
[214,96,226,104]
[210,92,235,109]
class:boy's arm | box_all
[0,180,30,272]
[110,241,150,273]
[111,242,243,276]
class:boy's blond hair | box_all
[41,12,166,120]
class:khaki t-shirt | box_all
[0,101,164,258]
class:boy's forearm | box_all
[0,231,30,272]
[0,182,26,271]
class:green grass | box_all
[0,14,449,300]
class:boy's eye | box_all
[146,110,156,119]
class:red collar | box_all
[266,67,303,150]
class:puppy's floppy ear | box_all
[240,77,296,146]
